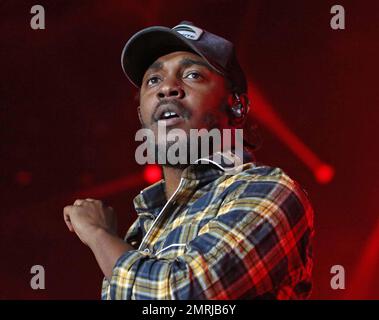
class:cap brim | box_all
[121,26,221,88]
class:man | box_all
[63,21,314,299]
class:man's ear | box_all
[137,106,143,125]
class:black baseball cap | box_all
[121,21,247,94]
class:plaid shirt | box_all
[101,151,314,300]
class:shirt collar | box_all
[133,148,254,216]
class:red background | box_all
[1,0,378,299]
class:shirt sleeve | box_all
[102,173,314,300]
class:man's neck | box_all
[162,166,184,200]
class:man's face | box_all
[138,51,232,165]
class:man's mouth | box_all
[154,103,186,127]
[157,112,184,127]
[159,110,180,120]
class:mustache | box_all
[151,99,192,124]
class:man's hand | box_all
[63,199,117,247]
[63,199,134,280]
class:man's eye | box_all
[146,76,160,86]
[185,72,202,79]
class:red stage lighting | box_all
[143,164,162,184]
[248,82,335,184]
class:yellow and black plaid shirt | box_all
[101,151,314,299]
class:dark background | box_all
[1,0,378,299]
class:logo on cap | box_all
[172,24,203,40]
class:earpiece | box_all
[230,93,250,121]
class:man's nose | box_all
[157,78,185,99]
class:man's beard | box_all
[140,100,230,169]
[141,125,221,169]
[154,133,218,170]
[156,136,192,169]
